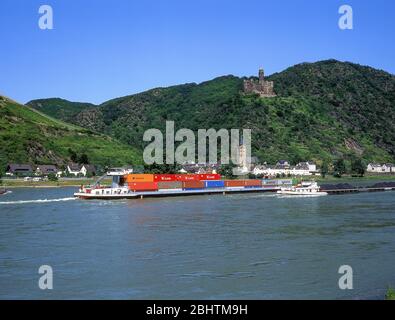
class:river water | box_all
[0,187,394,299]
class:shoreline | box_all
[1,175,394,189]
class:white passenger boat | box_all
[277,181,328,196]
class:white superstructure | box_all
[277,181,327,196]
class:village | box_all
[2,160,394,181]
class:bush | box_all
[47,173,58,182]
[351,158,365,177]
[386,287,395,300]
[333,159,346,177]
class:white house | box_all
[67,164,82,176]
[80,164,96,177]
[252,161,317,177]
[66,164,97,177]
[367,163,394,173]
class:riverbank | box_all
[1,175,395,188]
[295,175,395,184]
[1,178,112,188]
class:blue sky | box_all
[0,0,394,104]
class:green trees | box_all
[321,161,329,178]
[218,162,237,178]
[68,149,89,164]
[143,163,181,174]
[351,158,365,177]
[27,61,395,166]
[68,148,78,163]
[47,173,58,182]
[333,159,346,177]
[386,287,395,300]
[0,167,4,185]
[78,154,89,164]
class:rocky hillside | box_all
[27,60,395,165]
[0,96,141,169]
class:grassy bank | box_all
[295,175,395,184]
[2,175,394,188]
[1,178,112,188]
[386,288,395,300]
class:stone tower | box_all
[243,68,276,98]
[258,68,264,84]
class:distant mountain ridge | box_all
[0,96,141,169]
[26,60,395,165]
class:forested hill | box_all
[27,60,395,165]
[0,96,141,169]
[28,98,97,124]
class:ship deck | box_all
[74,186,280,200]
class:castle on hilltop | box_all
[243,68,276,97]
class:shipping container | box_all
[128,182,158,191]
[175,174,198,182]
[182,181,205,189]
[225,180,245,187]
[277,179,293,186]
[157,181,183,189]
[153,174,177,182]
[262,179,292,186]
[244,180,262,187]
[199,174,221,180]
[125,174,154,183]
[204,180,225,188]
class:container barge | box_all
[74,169,292,200]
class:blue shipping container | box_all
[204,180,225,188]
[183,188,205,191]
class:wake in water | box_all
[0,197,76,205]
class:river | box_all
[0,187,394,299]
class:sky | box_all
[0,0,394,104]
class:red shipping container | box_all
[175,174,198,182]
[153,174,177,182]
[128,182,158,191]
[198,174,221,180]
[225,180,245,187]
[182,181,205,189]
[244,180,262,187]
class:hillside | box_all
[27,98,97,124]
[0,96,141,169]
[27,60,395,165]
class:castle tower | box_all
[243,67,276,98]
[258,68,264,84]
